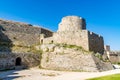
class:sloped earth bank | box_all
[0,68,120,80]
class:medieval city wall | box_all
[43,30,89,51]
[44,15,104,53]
[2,31,40,46]
[0,53,15,70]
[0,16,109,71]
[0,19,41,34]
[0,19,53,44]
[0,52,40,70]
[109,52,120,63]
[88,31,104,54]
[43,30,104,54]
[0,19,53,52]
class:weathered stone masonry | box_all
[0,19,53,52]
[40,16,113,72]
[0,16,109,71]
[88,31,104,54]
[0,19,52,70]
[0,53,40,70]
[43,16,104,54]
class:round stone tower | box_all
[57,16,86,32]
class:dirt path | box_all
[0,68,120,80]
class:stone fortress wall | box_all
[104,45,120,63]
[0,52,40,70]
[43,16,104,54]
[0,19,53,52]
[40,16,113,72]
[0,16,112,71]
[0,16,104,53]
[0,19,52,36]
[0,19,52,70]
[88,31,104,54]
[52,30,89,50]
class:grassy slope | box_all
[87,74,120,80]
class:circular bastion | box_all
[57,16,86,32]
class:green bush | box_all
[56,43,89,52]
[95,53,103,60]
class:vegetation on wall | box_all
[56,43,91,53]
[94,53,103,60]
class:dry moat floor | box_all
[0,68,120,80]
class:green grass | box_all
[87,74,120,80]
[56,43,90,53]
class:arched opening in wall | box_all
[15,57,21,66]
[41,39,43,44]
[51,40,53,43]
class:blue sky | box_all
[0,0,120,50]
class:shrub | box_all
[95,53,103,60]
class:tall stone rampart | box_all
[43,30,104,53]
[88,31,104,54]
[0,19,53,52]
[52,30,89,50]
[57,16,104,54]
[0,19,41,34]
[3,31,40,46]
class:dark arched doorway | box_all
[15,57,21,66]
[41,39,43,44]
